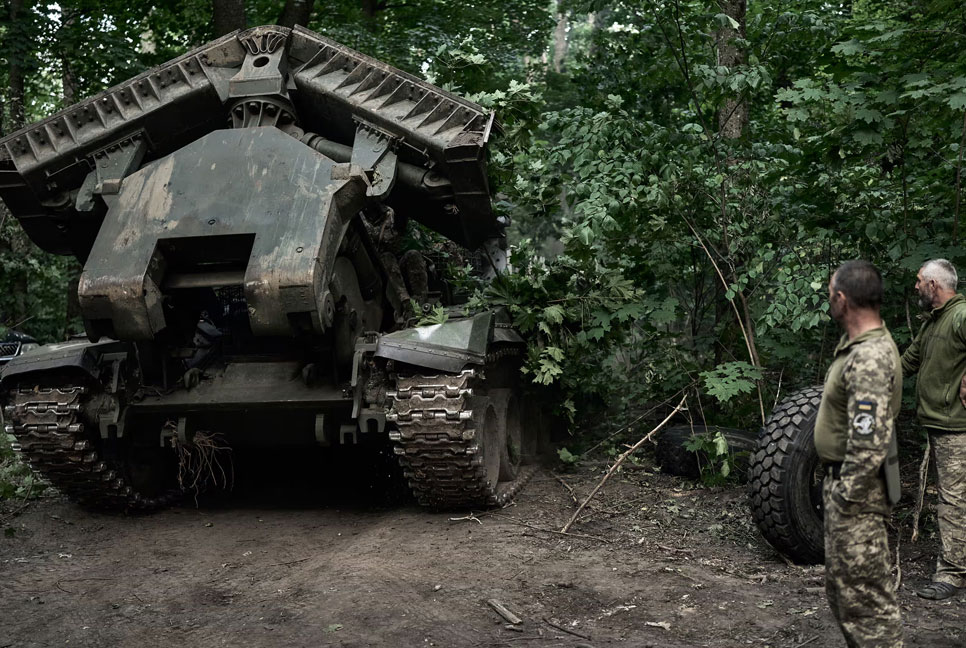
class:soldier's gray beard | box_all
[918,291,933,311]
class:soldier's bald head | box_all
[832,260,883,309]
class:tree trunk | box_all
[8,0,25,132]
[552,13,569,73]
[62,61,77,104]
[6,0,29,328]
[278,0,315,28]
[716,0,747,139]
[61,10,79,105]
[361,0,380,19]
[212,0,246,38]
[360,0,385,30]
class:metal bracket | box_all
[97,403,125,440]
[76,132,149,211]
[99,353,128,393]
[230,27,290,98]
[339,424,358,445]
[359,408,386,434]
[351,334,379,419]
[350,120,399,199]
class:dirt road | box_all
[1,455,962,647]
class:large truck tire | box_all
[655,425,758,482]
[748,386,825,564]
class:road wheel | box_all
[491,390,522,481]
[655,425,758,482]
[747,386,825,564]
[473,399,502,490]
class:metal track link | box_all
[4,385,177,511]
[387,361,537,510]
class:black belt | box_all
[825,462,842,480]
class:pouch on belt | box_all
[882,431,901,505]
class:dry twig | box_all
[561,395,687,533]
[542,618,590,640]
[578,387,691,458]
[489,512,611,544]
[911,437,931,543]
[551,473,578,505]
[449,514,484,525]
[487,599,523,625]
[894,524,903,591]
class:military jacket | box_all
[814,326,902,509]
[901,293,966,431]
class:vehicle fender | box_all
[0,339,128,387]
[375,311,498,373]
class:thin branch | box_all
[684,217,766,424]
[910,437,931,543]
[490,512,612,544]
[578,386,692,458]
[561,395,687,533]
[552,473,578,504]
[653,9,717,157]
[542,618,590,640]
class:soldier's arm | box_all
[900,329,921,376]
[835,344,896,509]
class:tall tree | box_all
[278,0,315,28]
[716,0,747,139]
[213,0,246,37]
[6,0,24,131]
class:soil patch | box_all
[0,452,962,647]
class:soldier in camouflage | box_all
[814,260,903,648]
[901,258,966,600]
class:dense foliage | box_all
[1,0,964,437]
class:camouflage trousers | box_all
[823,475,903,648]
[928,430,966,588]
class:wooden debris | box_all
[561,395,687,534]
[542,618,590,640]
[911,437,931,543]
[487,599,522,625]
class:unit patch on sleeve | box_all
[853,400,877,436]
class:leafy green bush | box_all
[0,432,41,501]
[683,429,745,487]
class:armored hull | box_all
[0,26,539,510]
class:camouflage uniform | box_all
[815,327,903,648]
[928,432,966,588]
[901,294,966,590]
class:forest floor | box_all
[0,447,963,648]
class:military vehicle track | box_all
[387,356,536,509]
[4,382,178,511]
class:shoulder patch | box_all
[853,400,877,436]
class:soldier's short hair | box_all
[833,260,882,309]
[920,258,959,292]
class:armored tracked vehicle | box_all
[0,25,540,510]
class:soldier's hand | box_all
[960,375,966,408]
